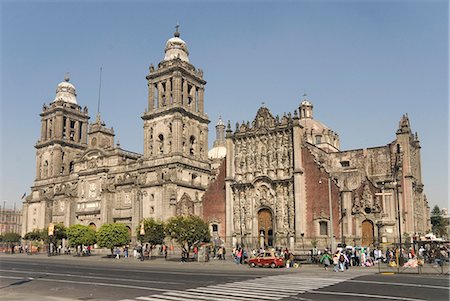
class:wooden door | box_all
[258,209,273,247]
[361,220,374,247]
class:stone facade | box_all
[23,28,430,251]
[22,29,212,239]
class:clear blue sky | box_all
[1,1,448,211]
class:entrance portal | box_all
[361,220,374,247]
[258,208,273,247]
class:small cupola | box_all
[299,94,313,119]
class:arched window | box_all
[43,160,49,177]
[189,136,196,156]
[158,134,164,154]
[315,135,322,144]
[69,161,75,173]
[319,221,328,236]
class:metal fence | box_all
[376,241,449,275]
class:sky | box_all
[1,0,448,211]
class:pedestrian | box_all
[320,250,332,270]
[164,245,168,260]
[236,247,242,264]
[194,246,198,260]
[333,251,340,272]
[115,247,120,259]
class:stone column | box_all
[21,203,29,237]
[41,119,47,141]
[166,79,172,106]
[148,82,154,111]
[225,126,235,244]
[65,117,70,140]
[36,153,41,179]
[292,116,305,241]
[341,189,352,237]
[81,121,88,144]
[172,72,182,105]
[55,114,63,139]
[157,82,163,109]
[74,119,80,143]
[172,114,182,154]
[198,87,204,114]
[46,119,51,139]
[182,79,188,107]
[53,147,62,177]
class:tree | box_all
[165,215,211,258]
[97,223,130,255]
[67,224,97,255]
[2,232,21,253]
[43,223,67,254]
[24,229,44,241]
[136,218,165,257]
[431,205,448,237]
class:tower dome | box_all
[298,95,340,152]
[52,76,77,104]
[164,25,189,62]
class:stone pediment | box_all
[252,107,276,130]
[80,149,106,162]
[351,178,382,215]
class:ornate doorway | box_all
[361,220,374,247]
[258,208,273,247]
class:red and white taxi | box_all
[248,252,285,268]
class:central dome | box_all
[164,28,189,62]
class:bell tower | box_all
[142,26,208,160]
[141,27,211,219]
[35,76,89,180]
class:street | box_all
[0,254,448,301]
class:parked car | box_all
[248,252,284,268]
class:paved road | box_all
[0,254,448,301]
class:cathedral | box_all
[22,28,430,251]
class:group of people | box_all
[319,250,349,272]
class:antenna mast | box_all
[97,67,103,115]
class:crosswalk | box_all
[120,274,349,301]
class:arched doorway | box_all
[88,222,96,230]
[361,220,374,247]
[258,208,273,247]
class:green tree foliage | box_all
[165,215,211,256]
[137,218,165,247]
[43,223,68,250]
[24,229,44,241]
[2,232,21,253]
[67,224,97,253]
[2,232,21,243]
[97,223,130,254]
[431,205,448,237]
